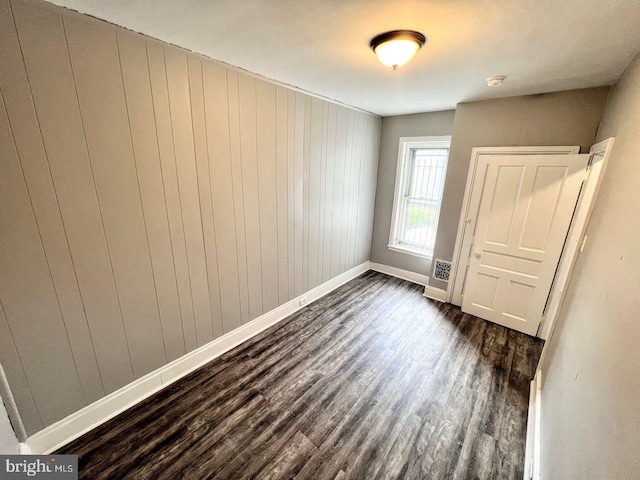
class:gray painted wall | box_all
[0,0,380,435]
[429,88,609,289]
[539,52,640,479]
[370,111,455,275]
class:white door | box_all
[461,154,589,335]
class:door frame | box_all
[537,137,614,340]
[448,146,579,307]
[448,140,614,339]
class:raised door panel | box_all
[483,166,524,247]
[503,281,536,322]
[463,154,588,335]
[519,166,572,253]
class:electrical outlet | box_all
[299,297,308,307]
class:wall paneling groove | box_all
[0,0,381,435]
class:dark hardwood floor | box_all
[58,271,543,479]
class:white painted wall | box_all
[539,51,640,478]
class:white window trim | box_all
[388,135,452,259]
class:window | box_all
[388,136,451,258]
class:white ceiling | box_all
[46,0,640,116]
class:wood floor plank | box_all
[372,413,423,480]
[57,271,543,479]
[256,431,318,480]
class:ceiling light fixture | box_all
[370,30,426,70]
[487,75,507,86]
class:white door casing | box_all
[461,154,589,335]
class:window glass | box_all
[389,139,450,258]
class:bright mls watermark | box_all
[0,455,77,479]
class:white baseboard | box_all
[26,261,371,454]
[369,262,429,286]
[368,262,447,303]
[524,369,542,480]
[423,285,448,302]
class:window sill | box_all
[387,244,433,261]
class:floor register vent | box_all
[433,259,452,282]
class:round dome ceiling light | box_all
[487,75,507,87]
[370,30,426,70]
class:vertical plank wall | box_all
[0,0,381,435]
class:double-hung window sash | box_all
[395,148,448,255]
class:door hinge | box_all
[583,154,596,179]
[580,235,588,252]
